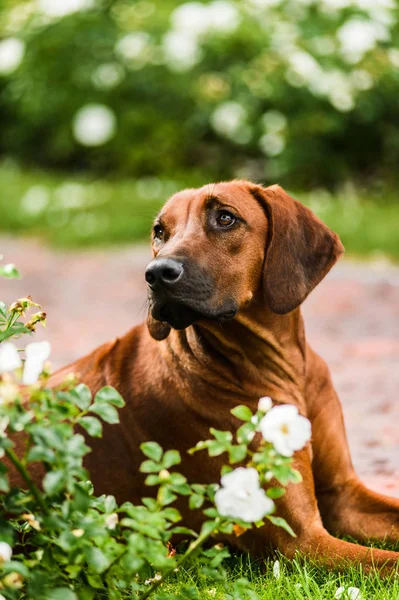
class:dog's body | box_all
[14,181,399,569]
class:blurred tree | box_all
[0,0,398,188]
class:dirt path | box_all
[2,236,399,497]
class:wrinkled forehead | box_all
[157,181,263,223]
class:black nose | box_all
[145,258,184,287]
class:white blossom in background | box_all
[0,38,25,75]
[262,110,287,133]
[0,542,12,563]
[351,69,373,91]
[206,1,241,34]
[0,343,22,374]
[105,513,118,529]
[92,63,124,90]
[259,133,285,156]
[22,341,51,385]
[165,0,240,70]
[334,587,363,600]
[337,18,389,63]
[320,0,352,11]
[211,101,247,138]
[73,104,116,147]
[258,396,273,412]
[287,50,323,87]
[38,0,94,18]
[163,32,202,71]
[259,405,311,457]
[388,48,399,68]
[115,32,150,61]
[273,559,281,579]
[214,467,274,522]
[21,185,50,216]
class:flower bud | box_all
[105,513,118,530]
[9,296,41,316]
[22,513,41,531]
[159,469,170,481]
[3,572,23,588]
[25,312,47,332]
[0,381,20,406]
[72,529,84,537]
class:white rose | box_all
[22,341,51,385]
[259,405,311,457]
[214,467,274,522]
[0,343,22,373]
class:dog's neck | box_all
[162,299,307,410]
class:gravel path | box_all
[2,236,399,497]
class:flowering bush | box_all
[0,262,311,598]
[0,0,398,187]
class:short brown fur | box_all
[8,181,399,571]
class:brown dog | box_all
[31,182,399,568]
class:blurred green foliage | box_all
[1,162,399,259]
[0,0,398,188]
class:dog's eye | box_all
[216,211,236,228]
[153,225,164,240]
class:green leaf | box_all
[266,487,286,499]
[71,384,92,410]
[91,402,119,424]
[228,444,247,464]
[0,463,9,493]
[210,428,233,443]
[231,405,253,422]
[140,441,163,462]
[208,442,226,457]
[0,264,20,279]
[94,386,125,408]
[80,416,103,438]
[26,446,56,464]
[45,588,78,600]
[85,547,111,574]
[139,460,162,473]
[267,515,296,537]
[189,494,204,509]
[43,470,65,495]
[0,301,6,319]
[162,449,181,468]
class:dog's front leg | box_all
[307,349,399,544]
[231,448,399,571]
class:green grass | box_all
[1,162,398,260]
[127,549,399,599]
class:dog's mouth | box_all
[151,300,237,330]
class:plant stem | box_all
[5,447,49,515]
[138,519,221,600]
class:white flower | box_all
[273,559,281,579]
[92,63,124,90]
[258,396,273,412]
[337,18,389,63]
[163,32,202,71]
[214,467,274,522]
[259,133,285,156]
[206,1,241,34]
[351,69,373,91]
[0,542,12,563]
[38,0,94,18]
[259,405,311,457]
[211,101,246,138]
[287,51,322,86]
[0,38,25,75]
[73,104,116,147]
[115,33,150,61]
[21,185,50,216]
[105,513,118,529]
[334,586,363,600]
[22,341,51,385]
[0,343,22,373]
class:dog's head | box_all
[146,181,344,339]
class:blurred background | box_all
[1,0,399,495]
[0,0,398,253]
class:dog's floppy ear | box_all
[249,184,344,314]
[147,313,171,341]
